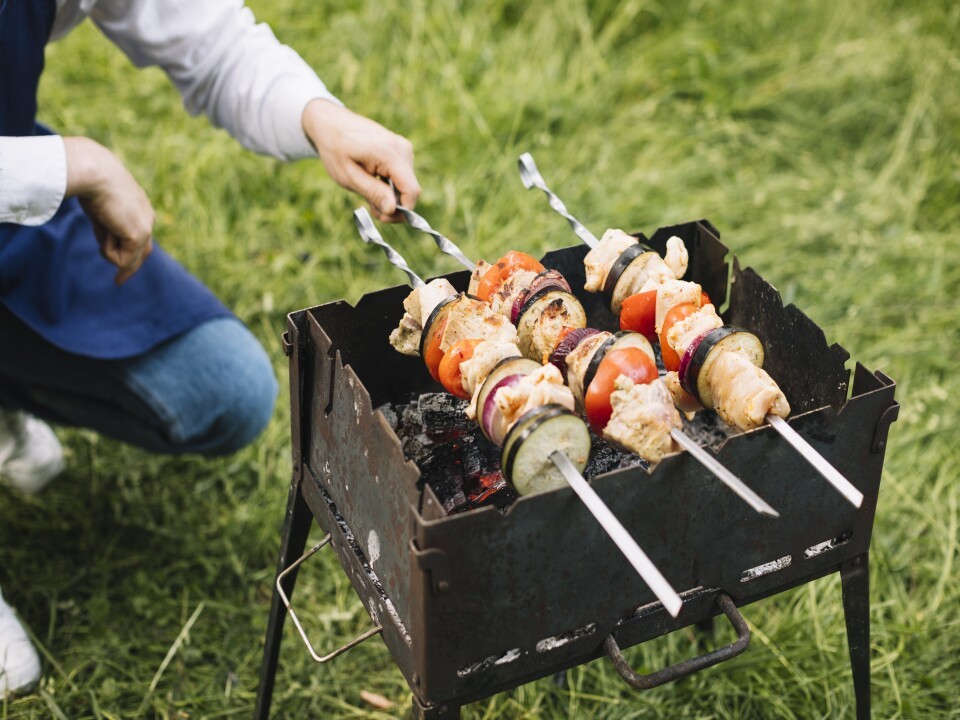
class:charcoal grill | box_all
[255,220,898,719]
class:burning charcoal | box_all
[683,408,738,451]
[399,402,423,436]
[584,436,648,478]
[419,440,472,514]
[389,396,520,516]
[467,472,519,510]
[458,437,486,479]
[375,403,399,431]
[418,393,474,440]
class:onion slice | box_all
[480,373,525,444]
[549,327,602,380]
[677,331,709,396]
[510,269,572,324]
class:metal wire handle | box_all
[353,208,425,288]
[518,152,599,248]
[395,205,476,271]
[276,534,383,663]
[604,592,750,689]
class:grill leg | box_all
[255,476,315,720]
[840,553,870,720]
[410,695,462,720]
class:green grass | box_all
[2,0,958,717]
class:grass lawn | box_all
[2,0,958,717]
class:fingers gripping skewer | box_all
[550,451,683,616]
[395,205,476,272]
[354,208,425,288]
[518,153,599,249]
[765,414,863,508]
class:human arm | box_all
[302,100,421,222]
[0,134,153,285]
[63,137,154,286]
[89,0,420,219]
[0,136,68,226]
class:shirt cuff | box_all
[269,74,344,161]
[0,135,67,226]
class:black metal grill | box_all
[255,220,898,719]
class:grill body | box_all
[256,221,897,719]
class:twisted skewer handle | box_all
[353,208,425,288]
[396,205,476,271]
[518,152,599,248]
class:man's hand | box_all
[302,100,421,222]
[63,137,154,285]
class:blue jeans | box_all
[0,305,278,456]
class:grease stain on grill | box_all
[535,623,597,653]
[740,555,792,582]
[457,648,522,678]
[318,481,411,644]
[804,532,852,559]
[629,585,709,618]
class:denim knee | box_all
[119,318,278,456]
[200,334,279,456]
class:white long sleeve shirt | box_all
[0,0,341,226]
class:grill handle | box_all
[603,593,750,689]
[276,534,383,663]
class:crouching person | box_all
[0,0,420,697]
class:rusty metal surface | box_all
[291,222,898,711]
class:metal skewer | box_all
[354,208,425,288]
[669,429,779,517]
[395,205,475,272]
[519,151,861,511]
[354,207,683,617]
[397,201,776,518]
[518,153,599,249]
[765,414,863,508]
[550,451,682,617]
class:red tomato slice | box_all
[700,290,711,307]
[584,347,658,434]
[658,303,699,372]
[438,339,481,399]
[619,290,657,340]
[476,251,544,301]
[423,317,448,381]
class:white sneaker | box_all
[0,409,64,494]
[0,587,41,698]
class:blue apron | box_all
[0,0,231,359]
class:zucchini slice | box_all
[581,335,618,396]
[501,405,591,495]
[684,325,765,407]
[601,240,656,313]
[610,330,656,364]
[417,294,457,359]
[515,289,586,360]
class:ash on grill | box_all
[380,391,735,516]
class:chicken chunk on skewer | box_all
[389,278,457,356]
